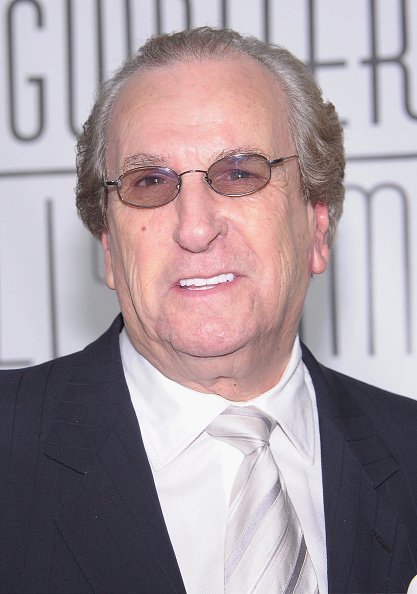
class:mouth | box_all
[178,272,236,291]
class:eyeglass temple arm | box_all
[268,154,298,167]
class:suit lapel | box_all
[303,345,412,593]
[43,316,186,593]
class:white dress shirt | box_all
[120,329,328,594]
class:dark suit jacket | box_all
[1,315,417,593]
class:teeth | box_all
[179,273,235,288]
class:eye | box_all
[124,167,177,191]
[209,165,262,188]
[226,168,257,181]
[135,174,169,188]
[207,154,270,196]
[133,172,170,187]
[208,154,268,186]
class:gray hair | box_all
[76,27,345,243]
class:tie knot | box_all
[206,406,276,455]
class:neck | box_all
[128,330,297,402]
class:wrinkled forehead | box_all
[106,55,294,172]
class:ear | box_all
[101,230,116,290]
[311,202,330,275]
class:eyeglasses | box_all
[105,152,298,209]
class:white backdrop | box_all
[0,0,416,398]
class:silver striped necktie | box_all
[207,406,318,594]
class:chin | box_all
[169,327,247,360]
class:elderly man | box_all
[1,27,417,594]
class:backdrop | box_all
[1,0,416,398]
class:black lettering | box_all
[96,0,104,85]
[221,0,271,41]
[263,0,271,43]
[66,0,133,137]
[221,0,227,28]
[124,0,133,58]
[361,0,417,123]
[344,182,411,354]
[156,0,191,33]
[45,199,58,358]
[7,0,45,141]
[66,0,101,137]
[305,0,347,84]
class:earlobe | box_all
[101,230,116,290]
[311,202,330,275]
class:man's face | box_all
[103,55,329,380]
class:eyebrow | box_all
[122,152,168,172]
[121,146,268,172]
[214,146,266,160]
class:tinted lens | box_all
[119,167,179,208]
[207,154,271,196]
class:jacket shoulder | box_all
[302,341,417,409]
[0,316,123,456]
[0,353,81,466]
[302,343,417,462]
[0,351,79,405]
[322,364,417,420]
[0,315,124,406]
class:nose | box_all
[172,172,228,253]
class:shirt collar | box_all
[120,330,315,470]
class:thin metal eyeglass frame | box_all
[104,153,299,209]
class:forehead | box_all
[107,54,293,170]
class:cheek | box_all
[263,201,314,287]
[110,210,176,313]
[106,213,150,288]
